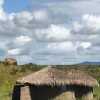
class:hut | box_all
[4,58,17,65]
[12,67,99,100]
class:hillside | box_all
[0,62,100,100]
[80,61,100,65]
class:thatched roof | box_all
[17,67,99,87]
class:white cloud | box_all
[14,11,33,25]
[80,42,92,49]
[7,48,22,56]
[33,10,48,21]
[82,14,100,31]
[73,21,82,32]
[88,35,98,39]
[47,24,71,40]
[15,35,32,44]
[35,24,71,41]
[0,0,4,10]
[47,41,76,51]
[72,14,100,34]
[0,0,7,20]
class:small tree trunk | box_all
[20,86,31,100]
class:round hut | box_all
[4,58,17,65]
[12,67,99,100]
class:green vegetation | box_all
[0,63,100,100]
[0,63,46,100]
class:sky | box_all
[0,0,100,64]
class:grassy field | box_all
[0,63,100,100]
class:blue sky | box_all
[0,0,100,64]
[4,0,31,13]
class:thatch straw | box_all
[17,67,99,87]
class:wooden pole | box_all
[20,86,31,100]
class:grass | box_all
[0,63,100,100]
